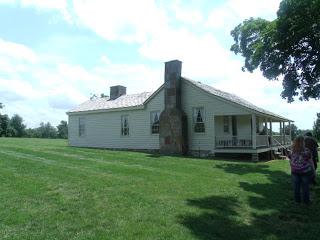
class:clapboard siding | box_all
[68,88,164,149]
[181,80,250,151]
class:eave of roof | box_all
[67,105,145,115]
[182,77,293,122]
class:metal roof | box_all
[67,92,152,113]
[183,77,291,121]
[68,78,291,121]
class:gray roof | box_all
[183,77,290,120]
[68,92,152,113]
[68,78,290,121]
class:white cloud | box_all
[21,0,67,10]
[206,0,281,31]
[0,0,72,22]
[0,0,15,4]
[48,94,79,110]
[72,0,168,43]
[94,60,162,94]
[100,55,111,65]
[0,38,38,63]
[0,78,41,100]
[169,2,204,25]
[139,26,242,82]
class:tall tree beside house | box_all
[313,113,320,141]
[10,114,26,137]
[230,0,320,102]
[57,120,68,139]
[285,123,299,140]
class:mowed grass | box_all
[0,138,319,240]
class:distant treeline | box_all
[0,113,67,139]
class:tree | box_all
[90,93,109,100]
[0,114,10,137]
[90,94,98,100]
[25,128,37,138]
[230,0,320,102]
[10,114,26,137]
[0,102,5,136]
[100,93,109,98]
[36,122,57,138]
[57,120,68,139]
[313,113,320,141]
[285,123,299,140]
[6,125,17,137]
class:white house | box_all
[67,60,292,160]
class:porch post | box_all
[212,115,215,153]
[269,119,273,146]
[264,118,268,146]
[282,121,286,144]
[252,114,256,149]
[289,121,292,141]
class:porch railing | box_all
[215,135,291,149]
[215,136,252,148]
[272,135,292,146]
[272,135,282,146]
[256,135,269,147]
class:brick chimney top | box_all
[110,85,126,100]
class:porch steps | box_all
[276,154,287,160]
[274,150,287,160]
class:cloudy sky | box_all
[0,0,318,129]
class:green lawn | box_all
[0,138,319,240]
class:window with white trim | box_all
[223,116,229,133]
[121,115,129,136]
[193,107,205,133]
[150,111,160,134]
[79,117,85,136]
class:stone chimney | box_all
[110,85,126,100]
[159,60,188,155]
[164,60,182,109]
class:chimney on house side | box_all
[110,85,126,100]
[159,60,188,155]
[164,60,182,109]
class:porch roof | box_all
[183,77,292,122]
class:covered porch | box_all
[213,114,293,151]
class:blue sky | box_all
[0,0,318,129]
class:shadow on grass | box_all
[146,153,254,163]
[179,162,320,240]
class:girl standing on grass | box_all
[288,136,315,204]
